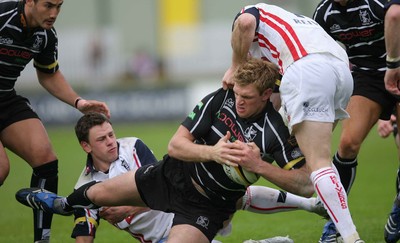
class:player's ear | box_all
[81,141,91,154]
[25,0,34,6]
[261,88,273,101]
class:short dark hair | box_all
[75,112,111,143]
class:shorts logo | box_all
[196,215,209,229]
[290,147,302,159]
[302,101,328,116]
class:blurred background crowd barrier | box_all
[17,0,320,124]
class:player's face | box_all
[233,83,270,119]
[83,122,119,171]
[25,0,63,29]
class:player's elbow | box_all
[167,139,179,158]
[386,4,400,23]
[235,14,257,33]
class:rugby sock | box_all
[311,167,359,241]
[65,180,100,210]
[31,160,58,242]
[241,185,316,213]
[332,152,357,193]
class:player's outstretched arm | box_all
[37,70,110,118]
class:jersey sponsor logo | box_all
[196,215,209,229]
[0,47,33,59]
[337,28,375,41]
[217,111,245,142]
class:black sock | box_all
[31,160,58,242]
[66,181,101,209]
[332,152,357,194]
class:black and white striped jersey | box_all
[0,0,59,91]
[313,0,387,74]
[181,88,304,202]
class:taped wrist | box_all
[387,56,400,69]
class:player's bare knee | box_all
[338,138,361,157]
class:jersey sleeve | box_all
[33,28,60,74]
[385,0,400,10]
[71,208,100,239]
[232,6,260,31]
[312,1,330,34]
[265,109,305,170]
[181,88,224,139]
[369,0,387,19]
[135,138,158,166]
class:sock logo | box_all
[330,175,347,209]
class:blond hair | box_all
[234,58,279,94]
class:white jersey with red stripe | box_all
[72,137,173,243]
[242,3,349,73]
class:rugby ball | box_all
[222,164,260,186]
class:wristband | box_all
[386,56,400,62]
[74,97,82,108]
[387,60,400,69]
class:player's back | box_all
[247,3,349,72]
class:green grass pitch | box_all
[0,121,397,242]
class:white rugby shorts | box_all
[279,53,353,129]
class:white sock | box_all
[311,167,359,241]
[241,185,316,213]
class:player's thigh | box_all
[88,170,146,207]
[293,121,333,170]
[340,95,382,147]
[0,118,56,166]
[168,224,209,243]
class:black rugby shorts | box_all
[0,92,39,131]
[135,155,235,241]
[352,71,398,120]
